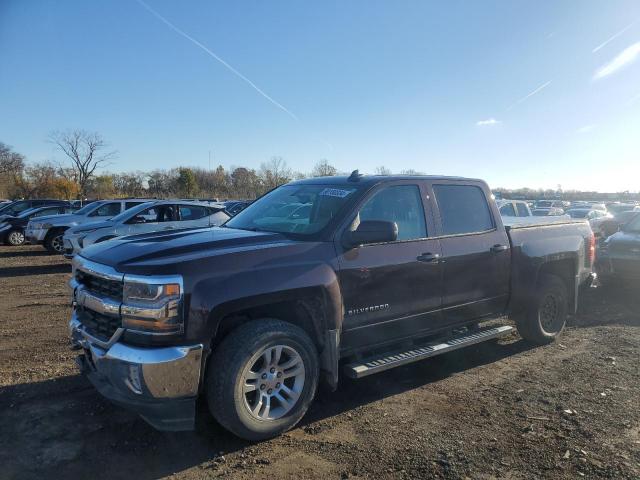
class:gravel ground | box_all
[1,245,639,479]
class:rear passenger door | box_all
[430,182,510,325]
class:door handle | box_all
[491,244,508,253]
[417,252,441,263]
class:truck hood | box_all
[80,227,295,270]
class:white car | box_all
[25,199,149,253]
[62,200,230,258]
[497,199,532,217]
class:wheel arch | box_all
[202,286,342,391]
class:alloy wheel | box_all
[240,344,305,421]
[51,235,64,252]
[8,230,25,246]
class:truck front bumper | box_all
[69,314,203,431]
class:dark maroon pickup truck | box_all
[69,173,595,439]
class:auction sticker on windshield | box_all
[319,188,355,198]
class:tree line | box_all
[2,130,637,202]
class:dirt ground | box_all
[1,245,639,480]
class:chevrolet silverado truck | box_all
[69,173,595,440]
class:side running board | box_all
[343,325,514,379]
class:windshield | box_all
[110,201,155,222]
[17,207,42,218]
[567,209,589,218]
[225,184,359,235]
[74,202,102,215]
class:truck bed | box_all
[504,216,586,229]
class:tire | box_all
[206,319,319,441]
[6,229,25,246]
[44,228,65,254]
[515,274,568,344]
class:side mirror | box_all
[343,220,398,248]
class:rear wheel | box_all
[6,229,25,246]
[44,229,65,253]
[206,319,319,440]
[515,274,568,344]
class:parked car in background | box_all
[497,199,532,217]
[596,213,640,286]
[532,207,565,216]
[62,200,230,258]
[606,203,639,216]
[25,199,149,253]
[594,209,640,239]
[535,200,564,209]
[223,200,252,217]
[0,205,77,246]
[565,208,611,223]
[0,199,70,220]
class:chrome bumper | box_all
[69,314,203,431]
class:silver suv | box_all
[26,199,149,253]
[62,200,230,258]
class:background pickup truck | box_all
[68,173,595,440]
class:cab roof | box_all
[288,174,483,187]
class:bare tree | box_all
[49,130,116,198]
[375,166,392,175]
[259,156,292,190]
[311,159,337,177]
[0,142,25,176]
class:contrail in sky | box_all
[135,0,299,120]
[506,80,552,110]
[592,19,638,53]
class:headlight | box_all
[121,276,183,335]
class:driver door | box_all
[336,182,443,352]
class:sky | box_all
[1,0,640,192]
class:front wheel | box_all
[206,319,319,441]
[514,274,568,344]
[6,229,26,246]
[44,229,65,253]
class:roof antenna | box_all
[348,169,363,182]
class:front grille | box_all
[77,307,121,341]
[76,270,122,301]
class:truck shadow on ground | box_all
[0,338,535,480]
[0,263,71,277]
[0,249,54,258]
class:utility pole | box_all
[208,150,211,171]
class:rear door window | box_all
[433,184,494,235]
[125,201,146,210]
[499,203,516,216]
[516,203,530,216]
[179,205,208,221]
